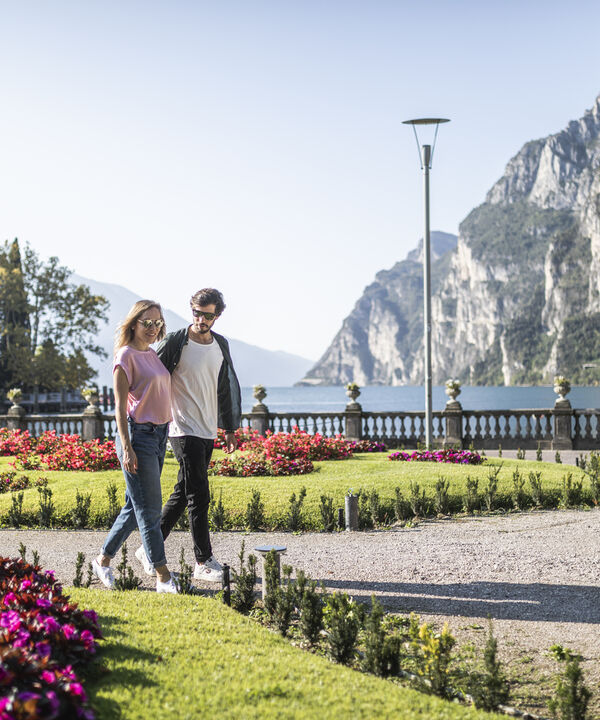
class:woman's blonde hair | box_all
[114,300,166,353]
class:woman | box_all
[92,300,178,593]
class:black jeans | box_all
[160,436,214,563]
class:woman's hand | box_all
[122,444,138,474]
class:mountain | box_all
[71,275,314,388]
[300,94,600,386]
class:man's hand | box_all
[224,432,237,454]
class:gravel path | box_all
[2,507,599,715]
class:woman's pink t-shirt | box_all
[113,346,172,424]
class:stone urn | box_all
[444,380,461,402]
[346,384,361,403]
[252,385,267,405]
[553,377,570,402]
[81,388,100,408]
[6,388,23,409]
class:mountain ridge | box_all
[301,94,600,386]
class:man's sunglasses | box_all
[137,319,165,329]
[192,309,217,322]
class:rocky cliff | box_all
[301,94,600,386]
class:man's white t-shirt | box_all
[168,337,223,439]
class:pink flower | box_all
[41,669,55,684]
[36,597,52,609]
[68,682,86,699]
[3,592,17,606]
[20,579,32,590]
[62,623,76,640]
[0,610,21,632]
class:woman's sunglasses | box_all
[137,319,165,329]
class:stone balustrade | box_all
[1,390,600,450]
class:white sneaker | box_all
[92,558,115,589]
[156,576,179,594]
[193,556,223,583]
[135,546,156,576]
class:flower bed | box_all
[388,448,484,465]
[210,452,314,477]
[4,431,120,472]
[0,556,101,719]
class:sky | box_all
[1,0,599,362]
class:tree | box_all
[0,240,31,389]
[0,238,109,392]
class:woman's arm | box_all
[114,365,137,473]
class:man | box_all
[136,288,241,582]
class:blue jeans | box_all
[102,420,168,568]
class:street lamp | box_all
[402,117,450,449]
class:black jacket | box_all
[156,327,242,432]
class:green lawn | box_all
[0,453,592,529]
[70,588,502,720]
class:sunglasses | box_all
[137,319,165,329]
[192,309,217,322]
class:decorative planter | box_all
[445,385,461,401]
[553,384,570,401]
[346,387,361,403]
[253,386,267,404]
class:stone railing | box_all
[2,387,600,450]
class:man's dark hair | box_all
[190,288,226,315]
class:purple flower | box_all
[20,579,32,590]
[82,609,98,623]
[36,597,52,609]
[35,641,52,658]
[43,616,60,633]
[2,592,17,606]
[46,690,60,715]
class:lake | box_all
[240,385,600,413]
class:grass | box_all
[70,588,503,720]
[0,453,594,529]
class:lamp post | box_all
[402,117,450,449]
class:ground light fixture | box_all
[402,117,450,450]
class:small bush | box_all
[174,547,196,595]
[582,451,600,505]
[555,451,562,464]
[113,544,141,591]
[323,592,364,665]
[7,492,26,527]
[409,615,456,698]
[245,488,265,531]
[548,645,590,720]
[516,447,525,460]
[319,494,335,532]
[409,481,427,518]
[468,619,510,711]
[105,481,121,526]
[362,596,401,678]
[210,490,226,531]
[287,486,307,531]
[529,471,543,506]
[71,489,92,529]
[483,464,502,511]
[297,572,324,646]
[434,476,450,515]
[561,472,583,508]
[536,442,543,462]
[37,487,55,527]
[511,468,527,510]
[231,540,257,613]
[394,487,410,521]
[463,476,479,514]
